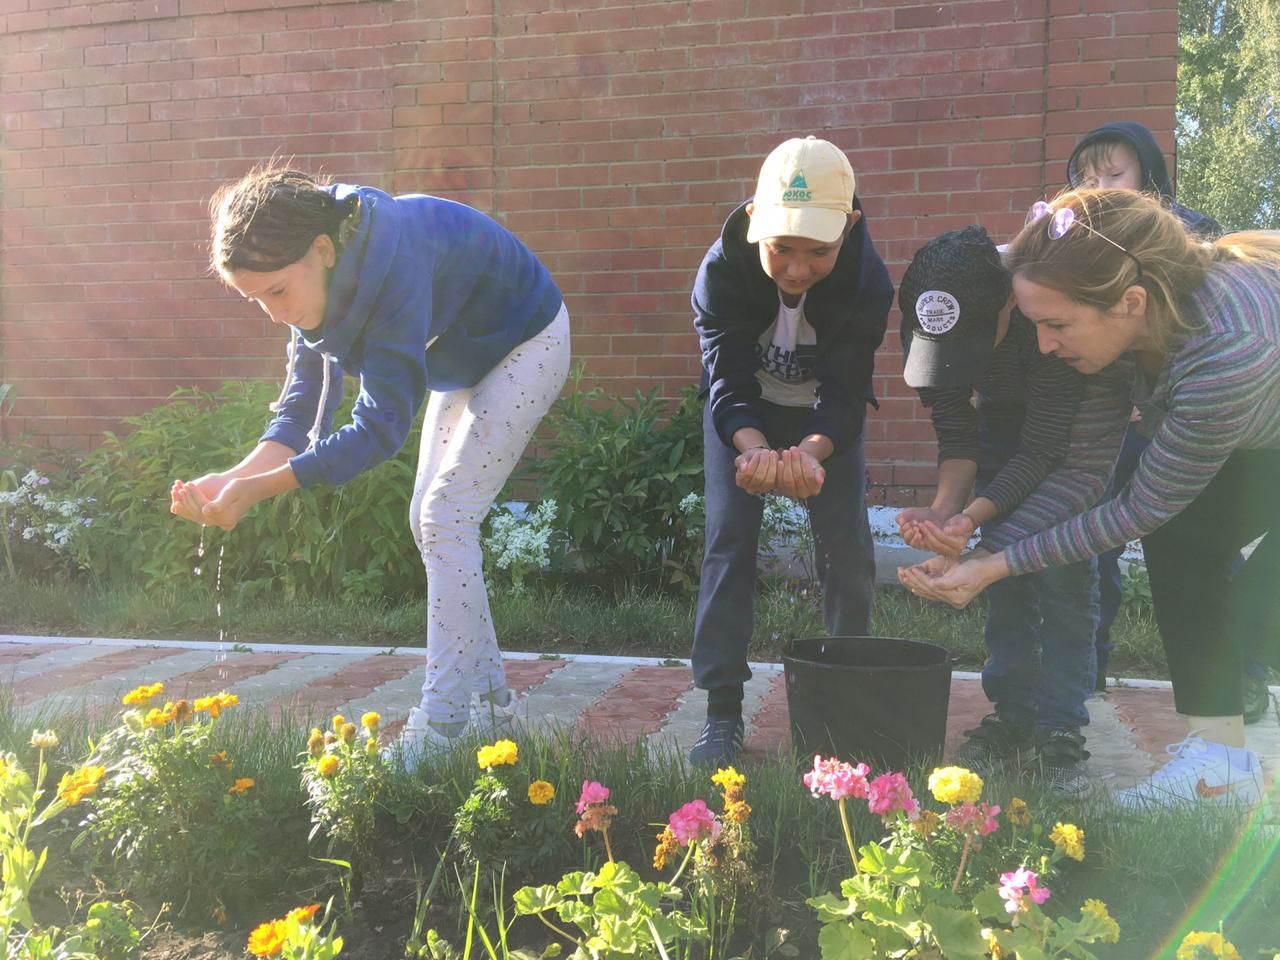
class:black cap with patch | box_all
[898,225,1012,390]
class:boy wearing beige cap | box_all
[688,136,893,765]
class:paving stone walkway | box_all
[5,633,1279,792]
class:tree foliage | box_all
[1177,0,1280,229]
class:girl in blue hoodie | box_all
[169,165,570,764]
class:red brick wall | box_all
[0,0,1177,504]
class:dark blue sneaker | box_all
[688,715,744,766]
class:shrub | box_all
[530,372,704,590]
[72,382,426,601]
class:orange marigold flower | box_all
[57,765,106,806]
[653,825,679,870]
[307,728,325,757]
[247,919,287,957]
[208,751,232,769]
[285,904,322,926]
[173,699,194,724]
[228,777,255,795]
[724,799,752,824]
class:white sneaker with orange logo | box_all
[1112,735,1264,811]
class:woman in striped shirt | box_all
[901,188,1280,810]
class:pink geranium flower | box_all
[999,867,1051,924]
[802,756,871,801]
[945,801,1001,837]
[668,799,721,846]
[866,771,918,819]
[576,780,610,814]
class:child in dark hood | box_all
[1067,121,1222,239]
[170,163,571,769]
[688,136,892,765]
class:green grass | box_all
[0,575,1170,679]
[6,692,1278,957]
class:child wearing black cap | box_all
[896,226,1131,795]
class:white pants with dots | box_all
[409,304,571,726]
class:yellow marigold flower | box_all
[476,738,519,770]
[307,728,325,756]
[711,766,746,792]
[195,691,239,719]
[1007,797,1032,827]
[57,765,106,806]
[1081,899,1120,944]
[1177,931,1242,960]
[725,799,752,824]
[331,714,345,734]
[29,729,58,750]
[122,682,163,706]
[285,904,321,926]
[208,751,232,769]
[146,702,178,728]
[1049,821,1085,862]
[361,711,381,731]
[528,779,555,805]
[928,765,983,805]
[365,736,379,756]
[317,754,341,778]
[247,919,287,957]
[653,825,679,871]
[228,777,255,795]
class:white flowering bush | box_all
[482,500,561,594]
[0,468,94,578]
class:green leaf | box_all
[922,904,989,960]
[816,921,876,960]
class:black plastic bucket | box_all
[783,636,952,771]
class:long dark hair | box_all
[209,160,355,277]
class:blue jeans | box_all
[978,417,1098,733]
[692,401,875,697]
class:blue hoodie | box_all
[261,185,563,488]
[1066,121,1223,238]
[692,199,892,455]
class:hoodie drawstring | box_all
[268,326,332,452]
[268,328,298,414]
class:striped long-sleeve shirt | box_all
[980,354,1133,551]
[919,311,1084,518]
[1006,260,1280,574]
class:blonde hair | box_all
[1004,189,1280,350]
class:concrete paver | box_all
[6,634,1279,794]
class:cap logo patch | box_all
[782,170,811,202]
[915,290,960,335]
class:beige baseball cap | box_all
[746,136,856,245]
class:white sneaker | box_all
[382,707,466,772]
[1112,735,1264,811]
[472,688,519,736]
